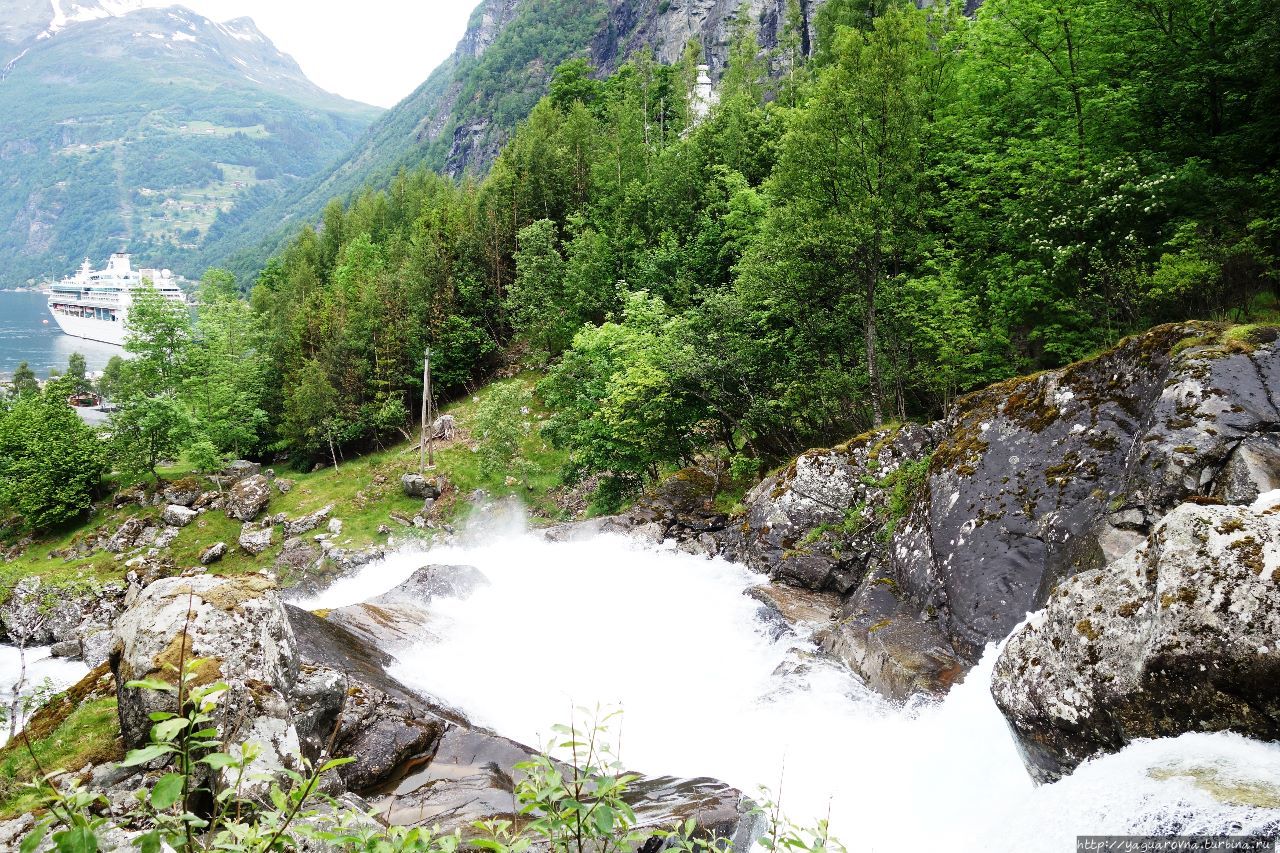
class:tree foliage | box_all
[0,378,105,531]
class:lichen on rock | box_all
[991,491,1280,783]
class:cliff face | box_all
[198,0,828,274]
[302,0,824,180]
[729,323,1280,700]
[438,0,823,175]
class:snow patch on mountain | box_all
[48,0,145,35]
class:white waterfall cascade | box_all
[0,645,89,747]
[295,531,1280,853]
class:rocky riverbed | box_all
[2,322,1280,847]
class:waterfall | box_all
[294,531,1280,852]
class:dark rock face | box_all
[285,603,754,843]
[401,474,442,500]
[733,423,941,594]
[376,726,757,845]
[731,323,1280,698]
[992,495,1280,783]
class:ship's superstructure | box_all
[47,253,185,346]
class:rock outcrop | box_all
[326,563,488,650]
[1,577,126,665]
[110,574,299,763]
[730,323,1280,698]
[992,492,1280,783]
[238,521,274,555]
[283,504,334,537]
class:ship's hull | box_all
[48,310,126,347]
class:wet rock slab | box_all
[375,727,757,846]
[325,563,488,650]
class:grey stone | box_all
[200,542,228,565]
[1216,434,1280,504]
[111,574,301,788]
[225,474,273,522]
[731,323,1280,698]
[162,504,197,528]
[106,517,151,553]
[161,481,201,507]
[276,537,320,573]
[49,639,81,658]
[283,504,333,537]
[220,459,261,483]
[327,564,488,650]
[153,526,181,549]
[238,522,274,555]
[992,492,1280,783]
[400,473,440,499]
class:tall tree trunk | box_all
[866,237,885,427]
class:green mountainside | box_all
[0,3,381,287]
[199,0,822,283]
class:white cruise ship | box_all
[47,253,186,346]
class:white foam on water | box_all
[297,532,1280,852]
[0,645,89,746]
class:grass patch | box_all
[2,374,570,600]
[0,672,121,820]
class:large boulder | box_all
[732,424,940,593]
[225,474,273,522]
[401,473,441,499]
[378,724,757,845]
[161,478,202,508]
[110,574,299,759]
[992,492,1280,783]
[732,323,1280,698]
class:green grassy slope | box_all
[0,7,381,288]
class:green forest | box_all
[4,0,1279,526]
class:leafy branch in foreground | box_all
[20,690,844,853]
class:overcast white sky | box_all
[144,1,478,108]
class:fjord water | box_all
[298,532,1280,852]
[0,291,121,378]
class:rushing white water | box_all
[0,645,90,746]
[295,532,1280,853]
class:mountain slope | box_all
[201,0,828,282]
[0,2,381,287]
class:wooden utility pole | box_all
[419,348,435,474]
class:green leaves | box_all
[151,717,189,743]
[121,744,172,768]
[51,826,98,853]
[149,773,185,810]
[18,821,48,853]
